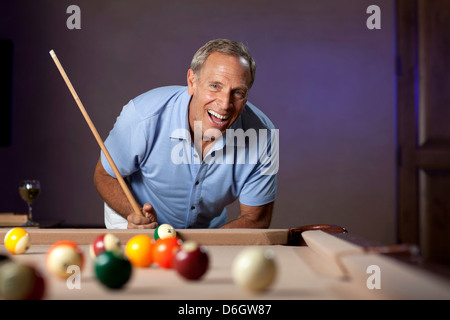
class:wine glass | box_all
[19,180,40,227]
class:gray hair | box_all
[190,39,256,88]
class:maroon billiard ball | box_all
[0,260,45,300]
[173,240,209,280]
[89,233,121,259]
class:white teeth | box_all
[208,110,229,120]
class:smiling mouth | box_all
[207,110,230,125]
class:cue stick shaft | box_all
[49,50,143,217]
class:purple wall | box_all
[0,0,396,243]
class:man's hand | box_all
[127,203,158,229]
[94,157,159,229]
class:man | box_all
[94,39,278,229]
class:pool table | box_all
[0,225,449,301]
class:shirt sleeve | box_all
[238,129,279,206]
[101,100,149,178]
[239,170,277,207]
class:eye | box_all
[210,83,219,90]
[234,90,247,99]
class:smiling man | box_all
[93,39,278,229]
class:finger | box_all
[127,213,151,225]
[127,213,141,224]
[142,203,157,222]
[144,211,157,223]
[148,222,158,229]
[142,203,156,213]
[127,221,159,229]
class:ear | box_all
[187,69,197,95]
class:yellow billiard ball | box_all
[125,235,153,268]
[4,227,30,255]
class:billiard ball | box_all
[89,233,121,259]
[173,240,209,280]
[231,247,276,292]
[0,260,45,300]
[94,251,132,289]
[46,240,84,279]
[152,237,181,269]
[125,234,153,268]
[4,227,30,255]
[154,224,176,240]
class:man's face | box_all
[187,52,251,138]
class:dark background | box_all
[0,0,395,244]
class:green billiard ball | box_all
[154,224,176,241]
[94,251,132,289]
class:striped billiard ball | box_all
[4,227,30,255]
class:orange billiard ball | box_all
[125,235,153,268]
[152,237,181,269]
[4,227,30,255]
[46,240,84,279]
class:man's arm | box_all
[93,157,158,229]
[220,201,274,229]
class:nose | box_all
[217,91,233,110]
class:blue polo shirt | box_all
[101,86,278,229]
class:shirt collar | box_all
[169,87,191,141]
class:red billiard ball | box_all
[0,260,45,300]
[152,237,181,269]
[46,240,84,279]
[173,240,209,280]
[89,233,121,259]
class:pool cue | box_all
[49,50,143,217]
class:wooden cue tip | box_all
[49,50,56,58]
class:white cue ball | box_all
[231,247,276,292]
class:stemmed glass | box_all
[19,180,40,227]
